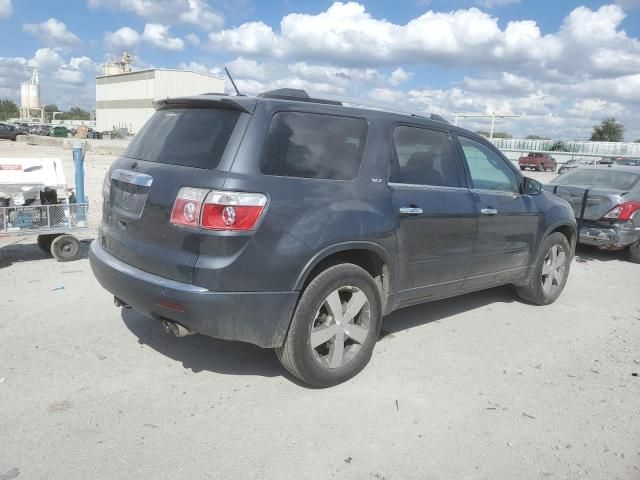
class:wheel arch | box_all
[293,242,394,312]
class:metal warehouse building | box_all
[95,68,225,134]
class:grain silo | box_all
[20,68,44,122]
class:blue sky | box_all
[1,0,639,139]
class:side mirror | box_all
[523,177,543,195]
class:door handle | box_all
[480,208,498,215]
[399,207,423,215]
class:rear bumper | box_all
[578,222,640,249]
[89,241,298,348]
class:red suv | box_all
[519,152,557,172]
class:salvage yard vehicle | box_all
[0,158,87,261]
[0,123,21,141]
[518,152,556,172]
[546,166,640,263]
[613,157,640,167]
[90,89,577,387]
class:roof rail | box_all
[258,88,342,106]
[322,95,450,124]
[256,89,450,123]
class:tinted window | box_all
[551,169,640,190]
[123,108,240,169]
[390,126,459,187]
[459,136,519,193]
[261,112,367,180]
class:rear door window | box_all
[123,108,240,169]
[261,112,367,180]
[390,126,460,187]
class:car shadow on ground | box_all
[0,238,91,268]
[121,284,517,385]
[380,284,516,338]
[573,244,628,263]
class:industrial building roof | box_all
[95,68,224,80]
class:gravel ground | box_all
[1,140,639,480]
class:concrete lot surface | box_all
[1,140,639,479]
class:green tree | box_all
[43,104,60,122]
[474,130,511,139]
[59,107,91,121]
[525,135,550,140]
[590,118,624,142]
[550,141,568,152]
[635,138,640,143]
[0,99,19,121]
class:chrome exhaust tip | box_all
[114,296,131,309]
[162,319,192,337]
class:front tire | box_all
[516,232,572,305]
[276,263,382,387]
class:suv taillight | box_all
[170,187,209,227]
[602,201,640,222]
[170,188,267,231]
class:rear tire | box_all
[276,263,382,387]
[516,232,572,305]
[37,234,61,255]
[629,240,640,264]
[50,234,81,262]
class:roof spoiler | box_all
[154,96,256,114]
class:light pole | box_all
[453,112,521,140]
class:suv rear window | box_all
[123,108,239,169]
[261,111,367,180]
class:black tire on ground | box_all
[520,166,526,171]
[276,263,383,388]
[50,234,81,262]
[629,240,640,264]
[36,234,61,255]
[516,232,572,305]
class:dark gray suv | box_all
[90,89,577,387]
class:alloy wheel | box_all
[541,244,567,295]
[310,286,371,369]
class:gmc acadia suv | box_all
[89,89,577,387]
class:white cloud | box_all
[0,49,98,111]
[185,33,200,45]
[207,2,567,73]
[104,26,140,52]
[143,24,184,51]
[389,67,412,86]
[29,48,64,71]
[0,0,12,18]
[461,72,535,95]
[23,18,81,47]
[88,0,223,30]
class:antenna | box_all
[225,67,243,96]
